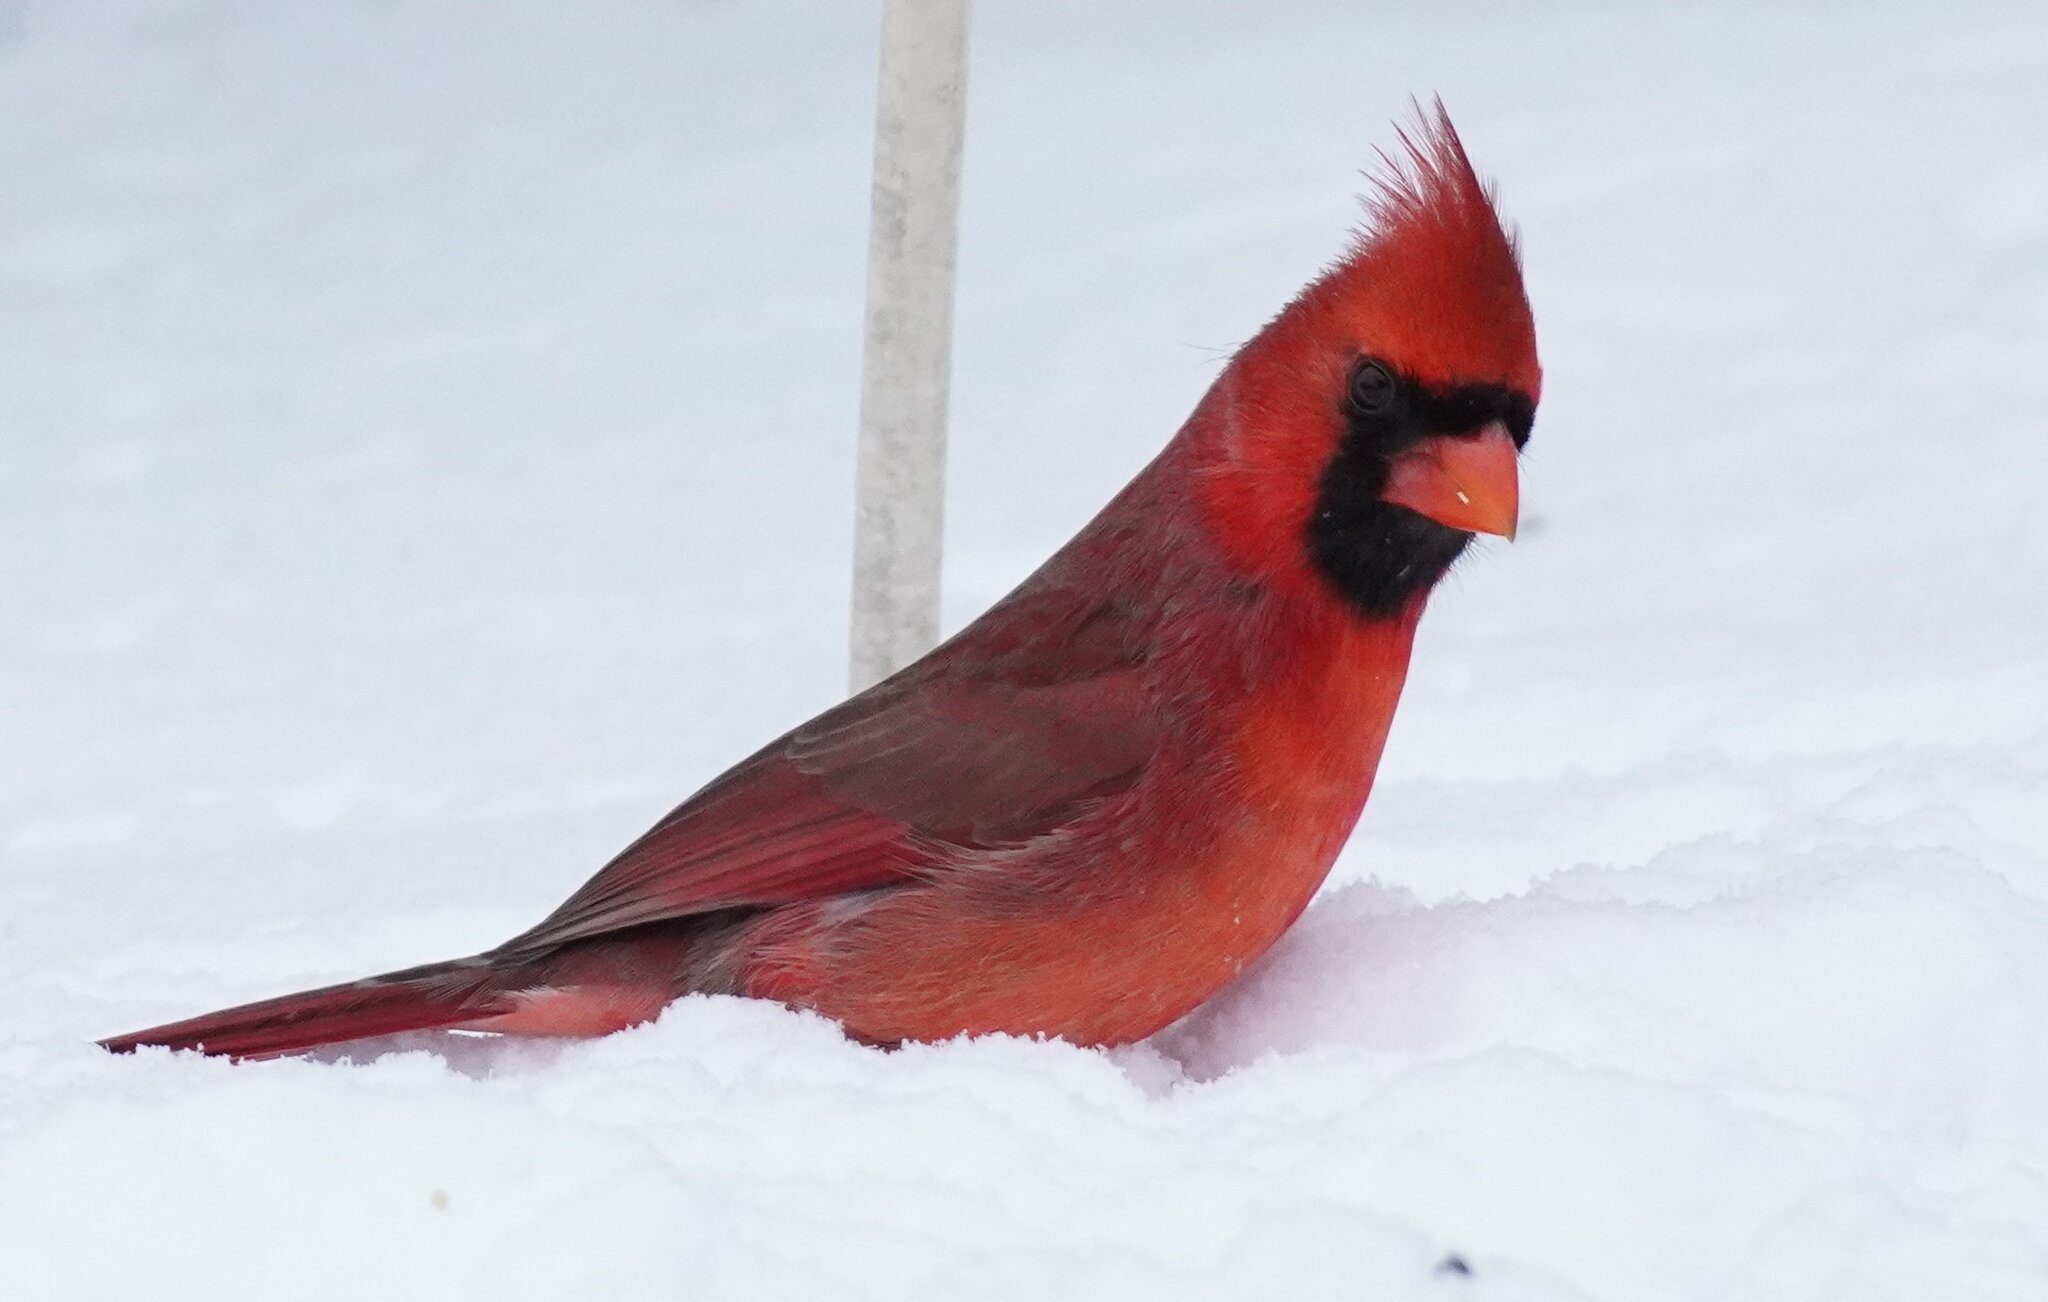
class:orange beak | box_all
[1380,421,1520,539]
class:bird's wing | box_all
[499,587,1157,954]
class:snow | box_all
[4,2,2047,1298]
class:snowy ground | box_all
[5,2,2048,1298]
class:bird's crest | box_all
[1315,100,1540,398]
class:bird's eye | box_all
[1348,360,1397,415]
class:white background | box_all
[4,3,2046,1298]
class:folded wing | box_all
[500,586,1159,955]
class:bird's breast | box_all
[1188,605,1421,950]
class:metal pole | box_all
[849,0,970,692]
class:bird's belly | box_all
[739,618,1416,1047]
[738,843,1330,1048]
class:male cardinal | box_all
[102,104,1538,1059]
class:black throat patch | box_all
[1306,360,1535,619]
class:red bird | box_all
[103,106,1539,1059]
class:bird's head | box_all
[1193,102,1540,619]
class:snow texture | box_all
[5,2,2048,1299]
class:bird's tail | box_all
[101,921,710,1060]
[98,956,519,1061]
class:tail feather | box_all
[98,957,515,1061]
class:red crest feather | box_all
[1329,98,1539,396]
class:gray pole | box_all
[848,0,970,693]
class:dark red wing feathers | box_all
[501,584,1160,955]
[502,761,918,952]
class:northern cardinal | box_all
[102,104,1538,1059]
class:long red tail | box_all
[98,957,516,1060]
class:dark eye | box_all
[1348,360,1397,415]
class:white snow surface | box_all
[5,3,2048,1298]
